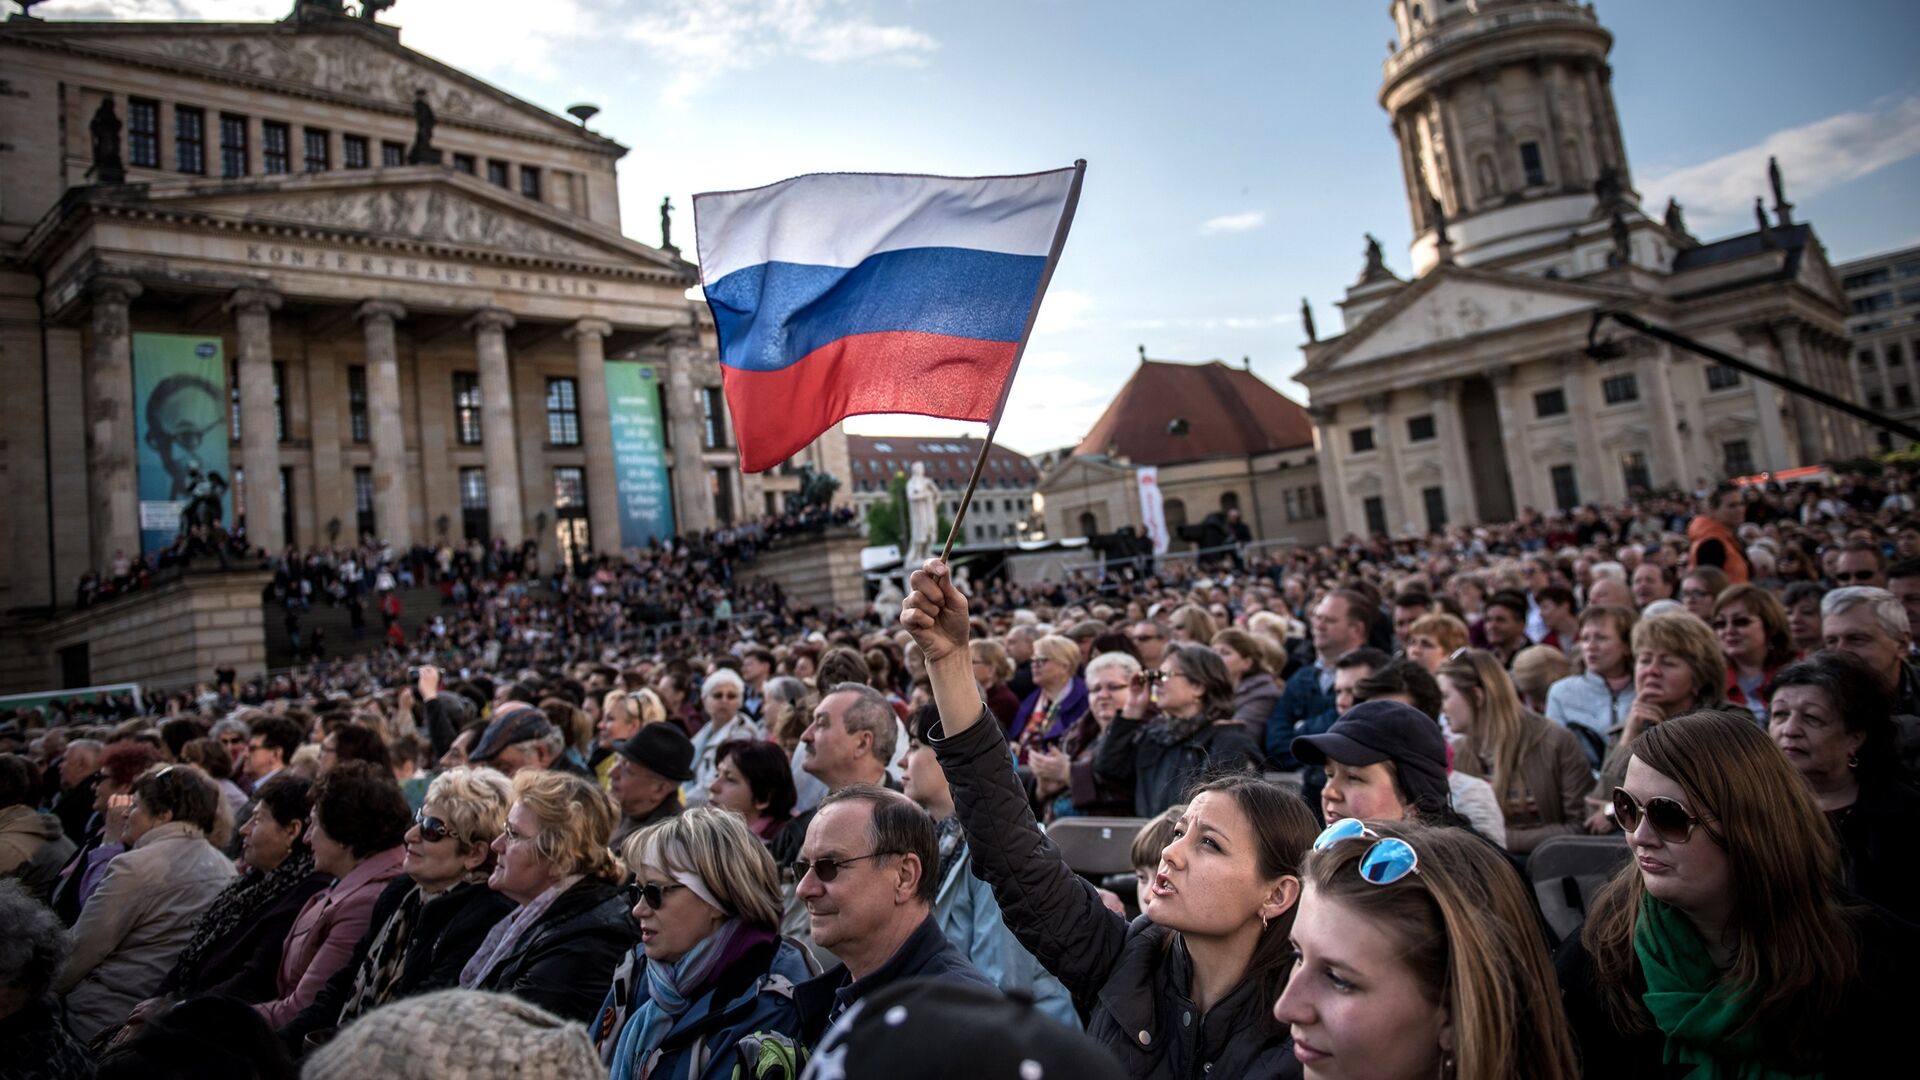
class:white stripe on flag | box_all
[694,167,1078,285]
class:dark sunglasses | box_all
[413,810,457,844]
[1833,570,1880,583]
[636,881,688,910]
[1612,788,1718,845]
[794,851,896,883]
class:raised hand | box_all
[900,559,970,666]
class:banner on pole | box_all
[605,361,675,550]
[133,333,229,554]
[1137,466,1169,556]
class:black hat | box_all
[468,703,552,764]
[1292,699,1450,808]
[802,978,1118,1080]
[615,723,695,783]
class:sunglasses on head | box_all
[636,880,688,910]
[1313,818,1419,885]
[793,851,896,883]
[413,810,457,845]
[1612,787,1718,845]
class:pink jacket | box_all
[255,845,406,1029]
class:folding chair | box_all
[1527,834,1632,946]
[1045,816,1150,877]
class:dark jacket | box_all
[476,877,639,1022]
[1554,902,1918,1079]
[280,877,515,1051]
[1265,659,1337,770]
[1095,712,1261,818]
[934,709,1302,1079]
[1835,778,1920,924]
[793,914,993,1044]
[595,935,816,1080]
[161,870,332,1002]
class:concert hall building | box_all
[0,1,850,638]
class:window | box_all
[1519,141,1547,187]
[1870,390,1887,411]
[1423,486,1447,532]
[347,365,369,443]
[453,372,482,445]
[128,98,159,168]
[546,378,580,446]
[1845,268,1892,290]
[1406,414,1436,442]
[381,140,405,167]
[1533,388,1567,418]
[343,134,369,169]
[1284,489,1300,523]
[303,127,330,172]
[1312,485,1325,517]
[1602,374,1639,404]
[553,467,590,565]
[701,387,729,449]
[1349,427,1376,454]
[1852,293,1894,315]
[1621,451,1651,495]
[486,160,510,188]
[260,120,290,173]
[175,106,205,173]
[459,467,489,542]
[1859,349,1878,368]
[519,165,542,200]
[1898,384,1915,409]
[1550,464,1579,511]
[354,467,376,539]
[273,361,287,442]
[219,113,249,178]
[711,466,735,525]
[1706,364,1741,390]
[1723,440,1754,477]
[1891,344,1907,367]
[280,467,295,547]
[1363,496,1388,537]
[453,153,476,175]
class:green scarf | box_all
[1632,894,1820,1080]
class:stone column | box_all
[1489,365,1537,516]
[83,276,143,570]
[467,308,524,544]
[357,300,414,546]
[1309,405,1350,540]
[567,318,623,555]
[1559,353,1606,503]
[664,326,715,534]
[1637,345,1690,489]
[1365,392,1408,536]
[227,287,284,553]
[1426,380,1477,526]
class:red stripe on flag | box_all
[722,330,1017,472]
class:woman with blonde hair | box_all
[1403,612,1469,674]
[1584,613,1726,833]
[1558,711,1907,1076]
[463,770,635,1021]
[595,689,640,786]
[1008,634,1088,765]
[1166,603,1219,645]
[591,808,814,1079]
[1279,819,1579,1079]
[1436,650,1591,854]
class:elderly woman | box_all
[590,808,814,1079]
[1713,584,1795,725]
[252,761,410,1030]
[49,740,167,925]
[0,879,93,1075]
[1211,628,1280,740]
[278,767,518,1048]
[1584,611,1727,833]
[1768,652,1920,922]
[1094,642,1261,816]
[1029,651,1140,821]
[56,764,236,1042]
[1008,634,1088,765]
[969,639,1022,734]
[705,741,797,843]
[683,670,763,809]
[462,770,636,1022]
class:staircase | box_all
[262,585,448,669]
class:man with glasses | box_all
[792,784,992,1042]
[1832,540,1888,589]
[1126,619,1169,668]
[245,716,306,794]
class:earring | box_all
[1262,913,1272,930]
[1848,752,1859,769]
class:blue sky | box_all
[54,1,1920,455]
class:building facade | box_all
[0,4,846,617]
[1838,246,1920,451]
[845,435,1039,545]
[1298,0,1862,539]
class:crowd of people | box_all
[3,471,1918,1078]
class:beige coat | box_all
[55,820,236,1042]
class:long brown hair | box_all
[1437,649,1544,807]
[1580,710,1856,1058]
[1304,821,1579,1080]
[1186,773,1318,1028]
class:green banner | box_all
[133,333,229,554]
[606,361,675,549]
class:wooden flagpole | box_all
[938,160,1087,563]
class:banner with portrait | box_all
[605,361,675,550]
[133,333,229,553]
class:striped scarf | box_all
[173,848,317,988]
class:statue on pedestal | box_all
[660,196,677,251]
[1768,155,1794,226]
[406,89,442,165]
[90,99,125,184]
[1300,298,1317,344]
[905,461,939,564]
[1363,233,1386,276]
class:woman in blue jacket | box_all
[593,807,816,1080]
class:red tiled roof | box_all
[1074,359,1314,466]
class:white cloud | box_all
[1032,288,1093,334]
[1199,210,1266,235]
[1640,96,1920,229]
[622,0,938,105]
[1124,311,1297,331]
[34,1,284,18]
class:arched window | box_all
[1078,511,1098,537]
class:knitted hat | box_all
[800,978,1118,1080]
[302,989,601,1080]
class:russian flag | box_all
[693,165,1083,472]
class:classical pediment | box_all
[1306,267,1635,376]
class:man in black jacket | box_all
[792,785,993,1041]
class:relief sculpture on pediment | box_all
[242,190,584,258]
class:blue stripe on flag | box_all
[706,246,1046,373]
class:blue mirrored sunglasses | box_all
[1312,818,1420,886]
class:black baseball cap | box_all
[1292,699,1449,806]
[804,978,1117,1079]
